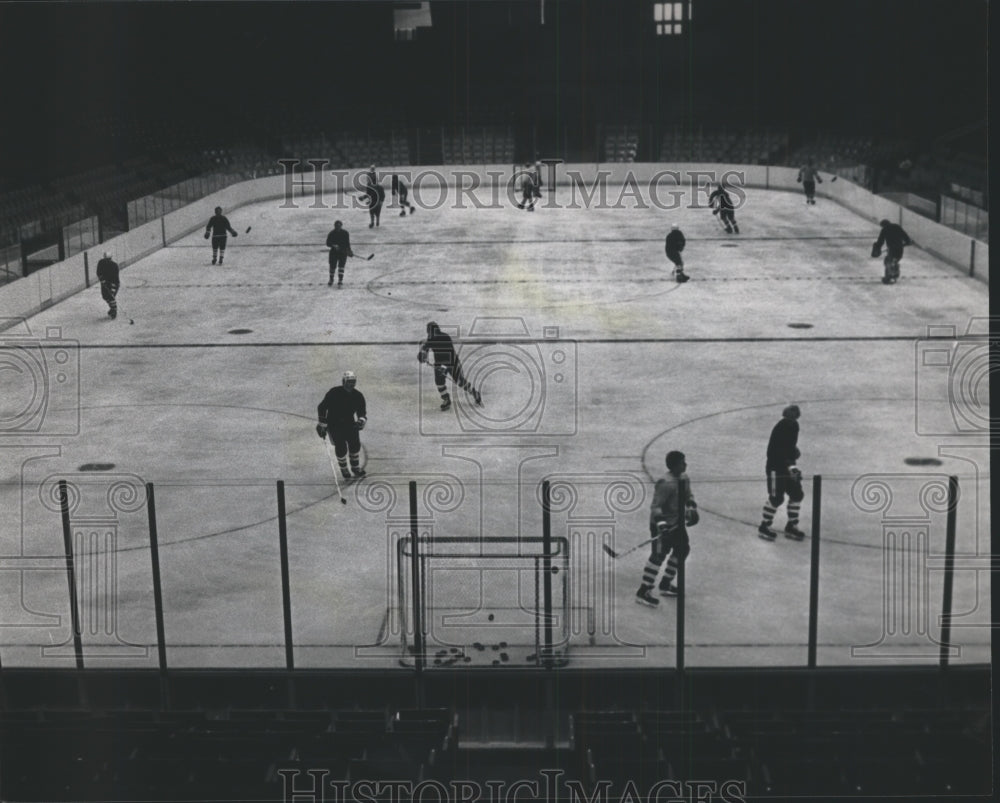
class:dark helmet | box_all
[879,219,891,227]
[426,321,439,336]
[782,404,801,419]
[665,451,686,472]
[334,220,343,229]
[214,206,222,215]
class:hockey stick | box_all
[349,253,375,261]
[602,536,657,560]
[111,286,134,325]
[324,437,348,505]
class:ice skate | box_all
[784,523,806,541]
[635,586,659,608]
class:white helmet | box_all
[342,370,357,389]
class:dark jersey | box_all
[391,175,406,195]
[206,215,236,237]
[665,230,685,254]
[362,183,386,209]
[798,166,822,183]
[421,330,459,367]
[650,473,695,529]
[874,223,912,257]
[96,257,119,284]
[326,228,351,253]
[766,418,800,472]
[318,386,367,430]
[709,186,735,211]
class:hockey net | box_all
[397,536,594,668]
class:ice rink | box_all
[1,178,990,670]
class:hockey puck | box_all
[487,614,494,621]
[129,319,134,325]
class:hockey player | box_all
[317,370,367,480]
[797,162,824,205]
[95,251,120,318]
[758,405,805,541]
[392,174,415,216]
[418,321,482,410]
[362,180,386,228]
[664,223,688,282]
[326,220,354,287]
[204,206,238,265]
[708,182,739,234]
[532,160,544,200]
[517,165,537,211]
[871,219,913,284]
[636,451,699,607]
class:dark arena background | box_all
[0,1,991,801]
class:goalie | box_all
[758,405,805,541]
[418,322,482,411]
[636,451,698,608]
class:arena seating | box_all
[441,126,514,164]
[603,126,639,162]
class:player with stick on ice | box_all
[418,322,483,411]
[204,206,238,265]
[797,161,824,205]
[633,451,698,607]
[317,370,368,489]
[326,220,354,287]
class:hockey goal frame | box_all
[396,535,592,668]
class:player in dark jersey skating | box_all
[204,207,238,264]
[326,220,354,287]
[418,321,482,410]
[664,224,688,282]
[871,219,913,284]
[708,183,739,234]
[392,174,415,216]
[758,405,805,541]
[317,370,368,480]
[517,165,537,211]
[95,252,120,318]
[797,162,824,205]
